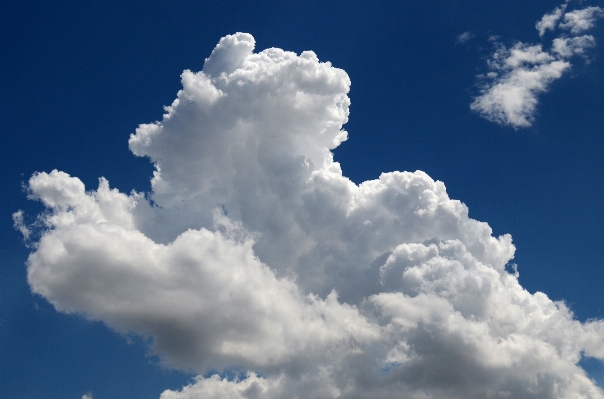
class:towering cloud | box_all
[471,3,603,129]
[17,32,604,398]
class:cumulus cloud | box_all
[17,32,604,398]
[471,3,602,129]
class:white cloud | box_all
[560,6,604,35]
[471,4,603,129]
[536,3,567,37]
[12,210,31,241]
[471,43,570,128]
[553,35,597,57]
[17,32,604,398]
[27,172,378,370]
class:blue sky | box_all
[1,1,604,398]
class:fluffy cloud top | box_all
[17,32,604,398]
[471,3,602,129]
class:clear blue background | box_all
[1,1,603,397]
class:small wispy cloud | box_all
[471,3,603,129]
[456,31,474,44]
[12,210,30,241]
[471,43,570,128]
[560,6,604,34]
[553,34,596,57]
[536,3,567,37]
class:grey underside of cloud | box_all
[16,31,604,398]
[470,3,603,129]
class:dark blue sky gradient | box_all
[1,1,603,397]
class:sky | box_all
[1,1,604,398]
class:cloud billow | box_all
[471,3,603,129]
[16,32,604,398]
